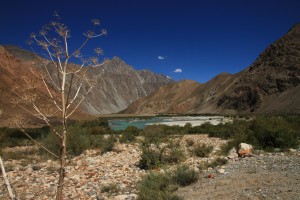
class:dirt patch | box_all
[176,153,300,200]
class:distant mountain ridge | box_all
[0,45,173,125]
[123,23,300,114]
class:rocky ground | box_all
[0,143,144,200]
[1,135,299,200]
[176,152,300,200]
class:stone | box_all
[217,169,225,174]
[238,143,253,157]
[274,148,281,152]
[227,148,238,159]
[193,167,200,173]
[71,174,81,182]
[25,167,33,174]
[289,148,297,153]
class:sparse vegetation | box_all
[138,165,198,200]
[207,157,228,168]
[172,165,198,186]
[137,172,182,200]
[119,126,140,143]
[100,183,120,195]
[138,141,185,170]
[192,144,214,157]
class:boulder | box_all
[227,148,238,159]
[238,143,253,157]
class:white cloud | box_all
[167,76,172,79]
[158,56,166,60]
[174,68,182,73]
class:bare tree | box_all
[0,156,16,200]
[13,12,107,200]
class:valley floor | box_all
[176,153,300,200]
[1,135,299,200]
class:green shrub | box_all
[185,138,195,146]
[217,140,238,156]
[138,172,182,200]
[0,126,50,148]
[119,131,136,143]
[249,117,299,150]
[41,125,104,158]
[172,165,198,186]
[208,157,228,168]
[193,144,213,157]
[124,126,140,136]
[101,135,116,153]
[139,142,185,170]
[100,183,120,194]
[138,145,161,170]
[162,142,185,164]
[142,125,166,144]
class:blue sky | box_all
[1,0,300,83]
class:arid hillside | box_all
[0,45,173,125]
[123,23,300,114]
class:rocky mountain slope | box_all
[123,23,300,114]
[0,46,61,126]
[82,57,173,114]
[0,46,173,124]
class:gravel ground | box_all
[176,153,300,200]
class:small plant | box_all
[185,138,195,146]
[193,144,214,157]
[138,145,161,170]
[32,165,42,171]
[101,135,116,154]
[162,142,185,164]
[139,141,185,170]
[172,165,198,186]
[208,157,228,168]
[217,141,238,156]
[142,125,165,144]
[100,183,120,195]
[137,172,182,200]
[119,131,136,143]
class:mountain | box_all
[0,46,61,126]
[122,80,202,114]
[80,57,173,114]
[217,23,300,113]
[0,45,173,125]
[123,23,300,114]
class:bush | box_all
[0,126,50,148]
[124,126,140,136]
[172,165,198,186]
[138,145,161,170]
[208,157,228,168]
[100,183,120,195]
[249,117,299,150]
[185,138,194,146]
[193,144,213,157]
[119,130,136,143]
[162,142,185,164]
[139,142,185,170]
[138,172,182,200]
[41,125,104,158]
[142,125,166,144]
[217,140,238,156]
[101,135,116,154]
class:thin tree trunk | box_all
[0,156,16,200]
[56,126,67,200]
